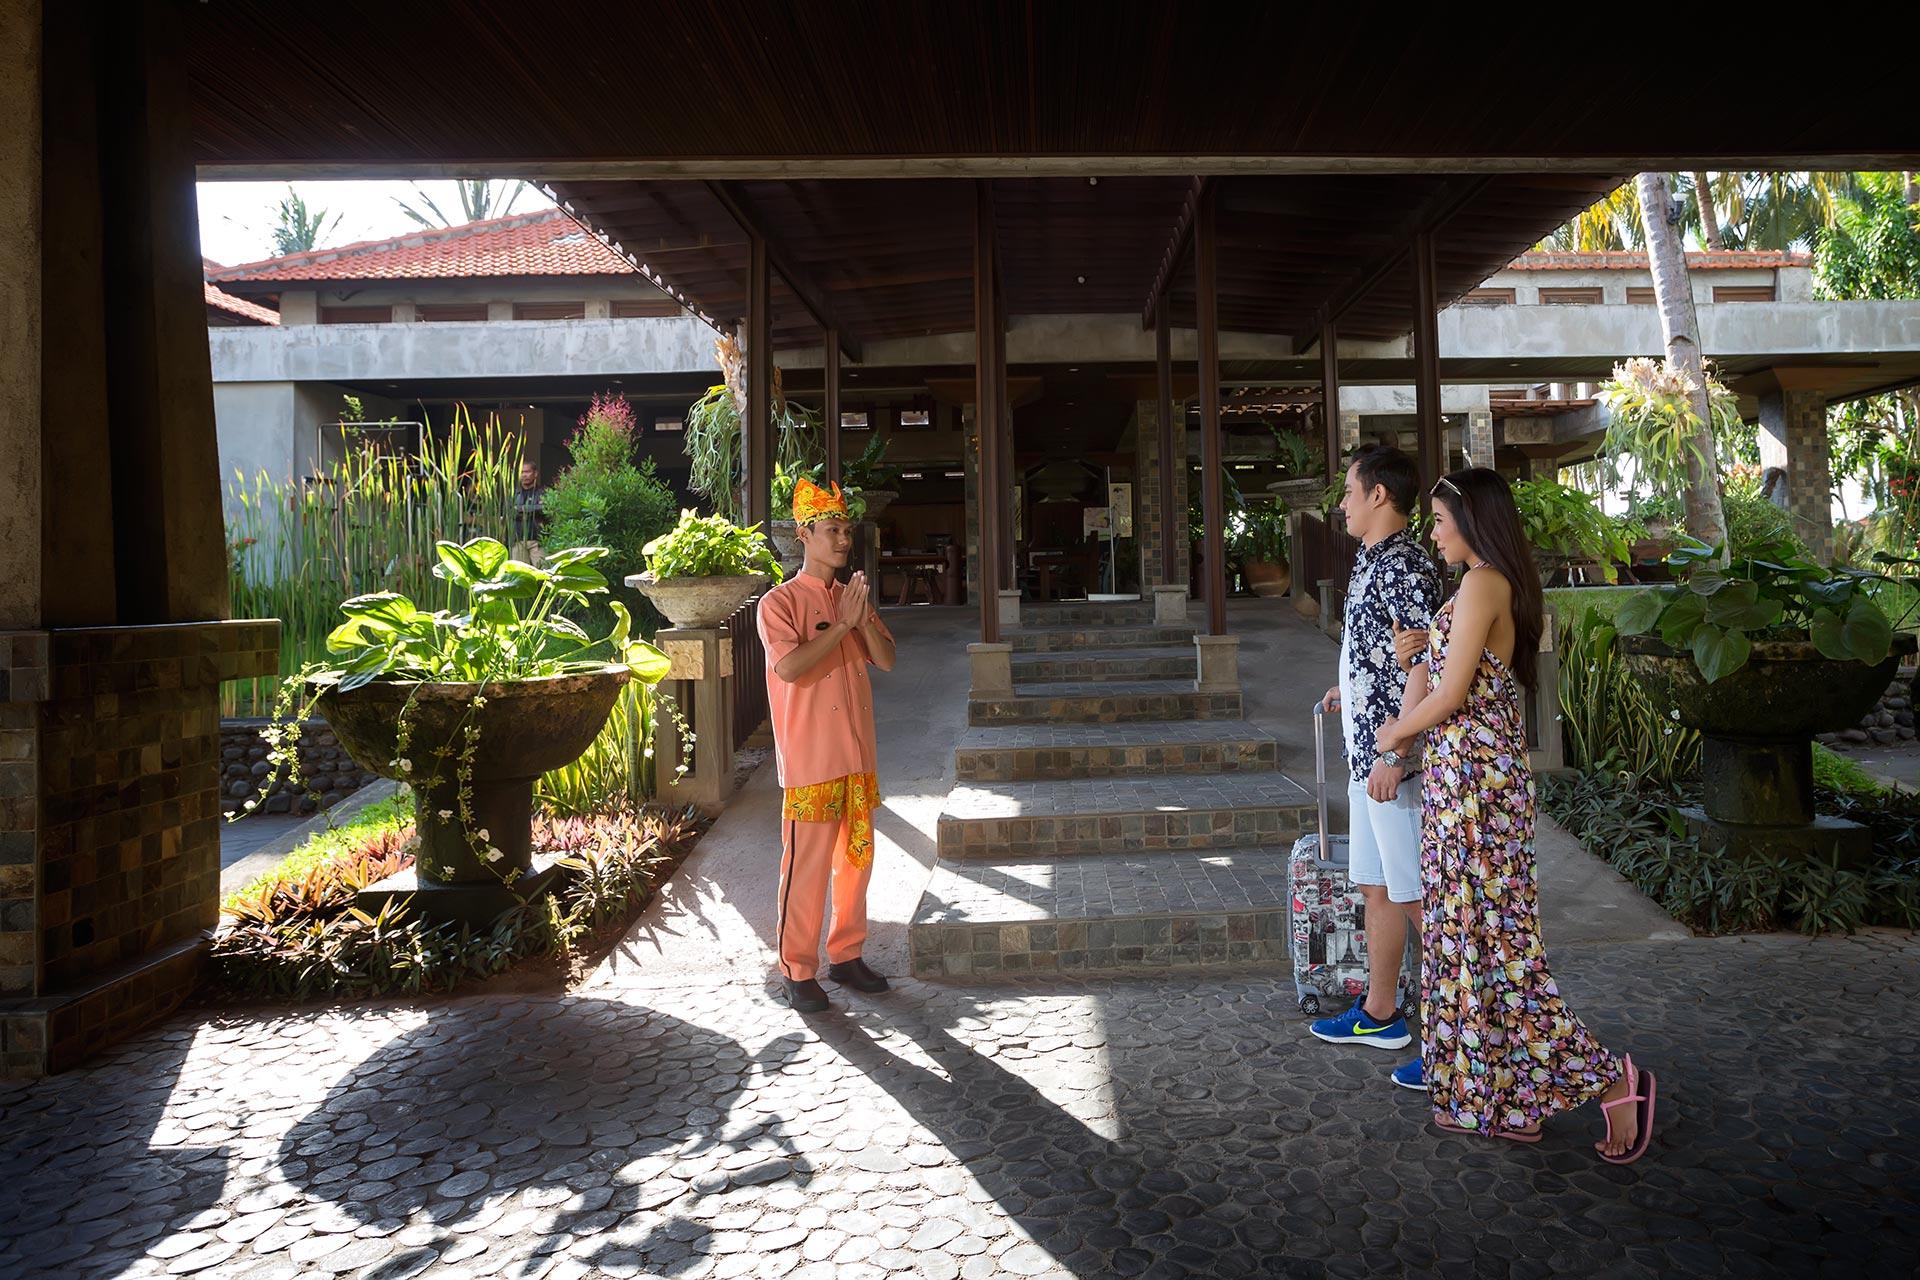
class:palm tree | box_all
[394,180,529,229]
[1690,172,1724,250]
[1634,172,1728,556]
[268,186,341,256]
[1538,182,1642,252]
[1716,172,1861,251]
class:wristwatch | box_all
[1379,747,1410,768]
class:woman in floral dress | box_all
[1376,468,1657,1163]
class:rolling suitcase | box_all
[1288,704,1417,1016]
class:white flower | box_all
[396,757,412,772]
[242,799,257,811]
[485,847,503,863]
[1668,708,1680,722]
[477,828,490,842]
[441,865,457,877]
[1664,727,1674,736]
[472,695,488,708]
[437,809,454,821]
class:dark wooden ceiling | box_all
[184,3,1914,174]
[550,173,1626,347]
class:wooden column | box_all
[745,234,772,530]
[973,181,1002,644]
[1156,307,1177,585]
[823,327,841,486]
[1194,186,1226,637]
[1319,316,1342,484]
[1412,230,1443,500]
[993,260,1014,592]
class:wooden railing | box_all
[729,592,770,747]
[1292,511,1361,626]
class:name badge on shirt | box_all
[815,621,831,631]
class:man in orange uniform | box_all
[757,478,897,1012]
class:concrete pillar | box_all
[966,642,1013,697]
[1465,410,1495,469]
[1758,387,1834,561]
[1194,634,1241,693]
[1134,398,1193,590]
[1152,584,1188,626]
[654,626,736,816]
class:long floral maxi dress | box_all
[1420,604,1623,1133]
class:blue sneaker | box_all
[1390,1058,1426,1091]
[1309,999,1411,1049]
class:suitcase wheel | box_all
[1298,994,1321,1016]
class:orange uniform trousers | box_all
[774,810,873,981]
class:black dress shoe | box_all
[785,978,829,1012]
[827,958,890,993]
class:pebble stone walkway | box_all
[1,933,1917,1279]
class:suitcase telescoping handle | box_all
[1312,703,1330,851]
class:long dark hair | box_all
[1432,467,1543,690]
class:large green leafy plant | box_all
[1270,428,1325,480]
[1614,535,1894,682]
[642,509,783,581]
[682,334,825,522]
[1513,479,1635,582]
[843,434,905,492]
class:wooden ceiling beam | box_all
[705,181,865,362]
[1141,176,1211,329]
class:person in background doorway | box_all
[512,458,545,562]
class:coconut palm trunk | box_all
[1691,172,1723,249]
[1635,172,1729,556]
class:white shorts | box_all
[1346,777,1422,904]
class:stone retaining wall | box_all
[1819,667,1917,750]
[220,719,378,817]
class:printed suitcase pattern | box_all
[1287,707,1418,1015]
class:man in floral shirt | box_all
[1311,444,1442,1091]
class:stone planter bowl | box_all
[858,490,899,520]
[769,520,805,576]
[1617,635,1914,739]
[627,571,769,629]
[1267,478,1324,514]
[313,663,630,888]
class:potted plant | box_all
[1512,478,1634,585]
[1613,535,1914,838]
[260,538,638,921]
[682,334,826,523]
[768,459,822,574]
[1233,498,1292,598]
[1267,428,1328,513]
[842,435,904,520]
[629,508,783,629]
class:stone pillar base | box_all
[1681,808,1873,874]
[1151,584,1188,626]
[967,642,1014,697]
[656,626,735,816]
[1194,634,1241,693]
[996,589,1021,630]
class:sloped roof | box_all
[204,280,279,324]
[208,209,636,287]
[1507,250,1811,271]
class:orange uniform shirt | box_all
[756,574,892,789]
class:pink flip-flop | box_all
[1431,1113,1543,1144]
[1598,1055,1657,1165]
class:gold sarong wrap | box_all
[781,772,881,868]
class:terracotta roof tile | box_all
[1507,250,1811,271]
[204,280,279,324]
[209,209,635,284]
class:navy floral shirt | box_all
[1338,528,1443,777]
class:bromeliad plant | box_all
[1614,534,1896,682]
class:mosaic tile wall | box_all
[0,633,48,1002]
[1,620,279,1075]
[1133,400,1191,591]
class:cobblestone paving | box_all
[3,933,1916,1278]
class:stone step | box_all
[910,849,1295,978]
[1011,646,1199,683]
[1006,624,1196,653]
[953,721,1280,782]
[1018,600,1155,625]
[968,680,1241,726]
[936,772,1311,859]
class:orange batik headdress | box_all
[792,477,851,525]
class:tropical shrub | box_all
[209,804,704,999]
[1512,479,1634,581]
[1557,605,1700,787]
[541,394,678,645]
[843,434,905,493]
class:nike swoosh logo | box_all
[1352,1022,1397,1035]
